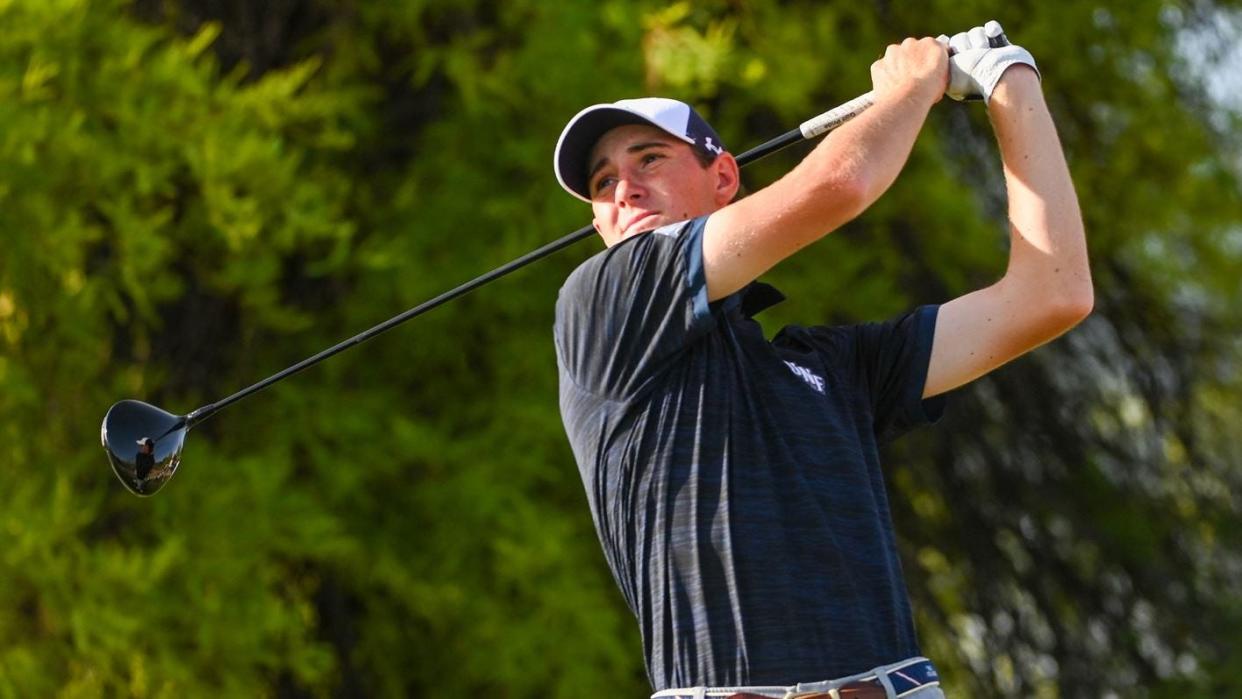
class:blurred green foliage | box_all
[1,0,1239,696]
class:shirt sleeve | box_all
[804,305,946,443]
[554,216,715,399]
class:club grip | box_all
[798,92,876,139]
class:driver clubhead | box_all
[101,400,187,497]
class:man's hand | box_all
[870,37,949,106]
[939,20,1040,103]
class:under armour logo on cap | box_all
[554,97,728,202]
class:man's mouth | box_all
[623,212,660,236]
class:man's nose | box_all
[614,175,645,205]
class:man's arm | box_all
[701,38,949,302]
[922,67,1093,398]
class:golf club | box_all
[101,91,877,497]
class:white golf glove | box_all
[938,20,1039,103]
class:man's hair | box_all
[691,148,717,169]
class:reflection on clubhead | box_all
[101,400,187,497]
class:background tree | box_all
[1,0,1238,696]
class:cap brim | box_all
[554,105,694,203]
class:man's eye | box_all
[641,153,663,165]
[593,176,615,194]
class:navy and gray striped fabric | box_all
[554,216,945,691]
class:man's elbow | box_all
[815,172,874,223]
[798,154,875,221]
[848,168,893,217]
[1048,281,1094,331]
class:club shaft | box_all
[187,225,594,426]
[185,92,875,428]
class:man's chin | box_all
[622,218,664,239]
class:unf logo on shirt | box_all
[783,361,825,394]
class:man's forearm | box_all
[988,68,1093,313]
[788,81,940,220]
[703,80,939,299]
[701,37,946,301]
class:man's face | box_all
[587,124,737,246]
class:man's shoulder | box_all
[557,242,619,309]
[559,218,704,297]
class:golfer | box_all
[135,437,156,483]
[553,24,1090,699]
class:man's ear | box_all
[712,153,741,206]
